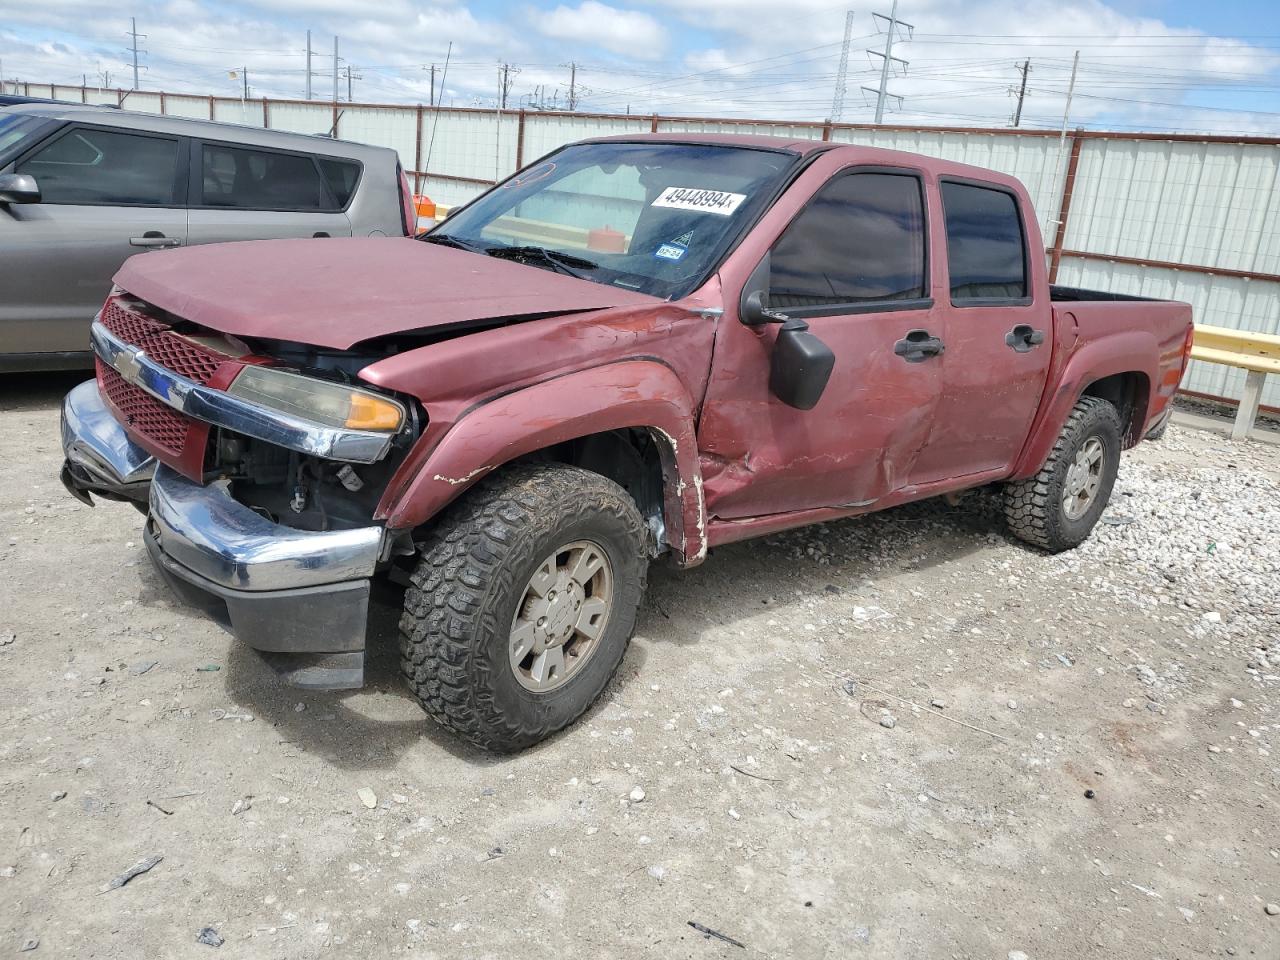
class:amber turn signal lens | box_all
[345,392,404,430]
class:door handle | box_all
[130,232,182,248]
[1005,324,1046,353]
[893,329,945,363]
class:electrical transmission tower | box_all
[1010,59,1031,126]
[861,0,913,123]
[830,10,856,122]
[126,17,147,90]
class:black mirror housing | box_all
[770,318,835,410]
[0,173,40,204]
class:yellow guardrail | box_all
[1190,324,1280,440]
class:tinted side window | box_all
[201,144,325,210]
[768,172,926,310]
[941,182,1027,301]
[317,158,360,207]
[17,128,179,205]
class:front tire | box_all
[399,463,648,752]
[1004,396,1122,552]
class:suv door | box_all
[697,167,944,519]
[906,179,1052,482]
[186,141,355,243]
[0,123,187,357]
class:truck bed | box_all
[1049,285,1161,303]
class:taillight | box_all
[397,165,414,237]
[1181,325,1195,368]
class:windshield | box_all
[425,141,799,299]
[0,114,55,168]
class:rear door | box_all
[907,179,1052,483]
[0,123,187,355]
[186,140,354,244]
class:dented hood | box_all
[112,236,658,351]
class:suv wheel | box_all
[399,463,648,752]
[1004,395,1122,552]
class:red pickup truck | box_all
[60,133,1193,750]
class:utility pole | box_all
[830,10,856,122]
[499,62,518,110]
[127,17,146,90]
[242,65,248,102]
[430,64,436,106]
[306,30,312,99]
[567,62,578,110]
[332,36,339,102]
[345,64,361,101]
[862,0,913,123]
[1011,59,1030,126]
[1060,50,1079,146]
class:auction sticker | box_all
[652,187,746,216]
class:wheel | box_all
[399,463,648,752]
[1003,396,1122,552]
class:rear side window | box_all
[941,182,1027,302]
[17,127,179,205]
[201,144,326,210]
[768,172,926,310]
[317,157,361,208]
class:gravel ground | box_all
[2,373,1278,959]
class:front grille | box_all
[100,299,227,386]
[98,361,190,457]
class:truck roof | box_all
[582,131,1029,194]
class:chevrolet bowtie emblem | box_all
[114,349,143,383]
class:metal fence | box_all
[21,82,1280,409]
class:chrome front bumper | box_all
[60,379,156,504]
[143,465,384,688]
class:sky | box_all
[2,0,1279,135]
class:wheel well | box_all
[1081,372,1149,447]
[518,428,669,554]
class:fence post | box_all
[262,97,270,128]
[821,120,833,141]
[414,105,424,193]
[208,95,215,120]
[516,109,526,170]
[159,91,166,114]
[1049,130,1084,284]
[650,114,659,133]
[80,85,87,104]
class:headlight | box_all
[227,365,405,432]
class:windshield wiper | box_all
[485,245,598,279]
[419,233,484,252]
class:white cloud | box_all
[536,1,667,59]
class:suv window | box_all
[941,181,1027,301]
[769,172,926,311]
[201,144,326,210]
[317,157,361,208]
[16,127,179,205]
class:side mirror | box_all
[741,289,790,326]
[0,173,41,204]
[770,318,836,411]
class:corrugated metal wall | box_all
[31,84,1280,406]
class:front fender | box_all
[379,360,708,565]
[1011,328,1158,480]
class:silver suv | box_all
[0,105,413,371]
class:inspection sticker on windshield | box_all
[654,243,687,261]
[652,187,746,216]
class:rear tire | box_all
[1004,396,1122,553]
[399,463,648,752]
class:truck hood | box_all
[112,237,659,351]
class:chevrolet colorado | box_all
[60,133,1194,751]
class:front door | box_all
[698,168,945,520]
[907,179,1052,483]
[186,141,353,245]
[0,124,187,356]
